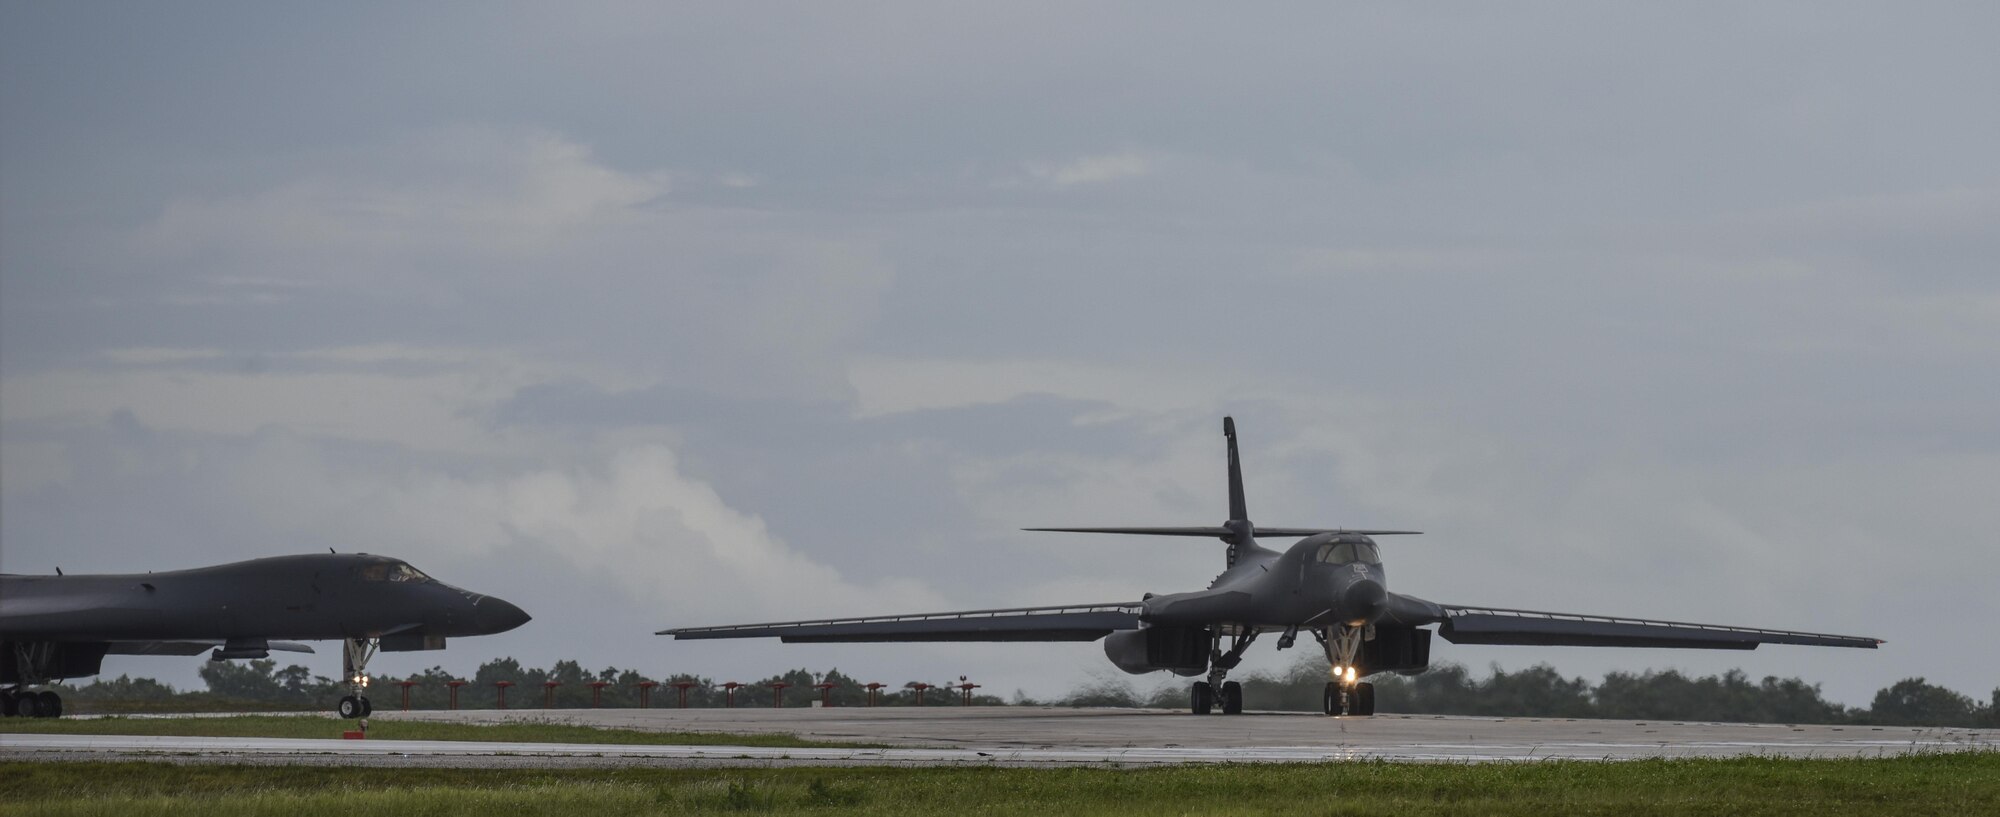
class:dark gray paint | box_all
[665,419,1879,683]
[1,553,529,685]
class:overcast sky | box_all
[4,3,1996,706]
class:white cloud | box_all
[2,347,596,455]
[1023,151,1153,187]
[101,348,227,365]
[213,439,945,622]
[138,130,667,265]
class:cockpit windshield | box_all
[1312,541,1382,565]
[361,562,432,583]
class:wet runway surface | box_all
[7,707,1995,767]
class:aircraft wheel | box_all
[37,691,62,718]
[1353,682,1375,717]
[359,696,373,717]
[1322,682,1343,716]
[15,692,42,718]
[1221,681,1243,715]
[337,695,364,719]
[0,691,15,718]
[1190,681,1214,715]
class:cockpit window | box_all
[1313,541,1381,565]
[388,563,430,583]
[361,563,431,583]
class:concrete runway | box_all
[7,708,1996,767]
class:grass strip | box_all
[0,714,873,748]
[2,754,1996,816]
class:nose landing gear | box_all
[1315,625,1375,716]
[337,637,378,719]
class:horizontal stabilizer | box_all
[1025,526,1421,538]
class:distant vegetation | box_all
[1055,656,2000,728]
[51,655,2000,728]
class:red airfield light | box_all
[956,676,981,706]
[722,681,744,708]
[670,681,700,708]
[493,680,515,710]
[769,681,792,708]
[542,680,564,708]
[812,682,840,707]
[634,680,659,708]
[863,682,888,707]
[397,680,421,712]
[445,680,469,710]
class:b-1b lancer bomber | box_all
[665,418,1879,717]
[1,553,530,718]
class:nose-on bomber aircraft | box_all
[664,418,1880,717]
[1,553,530,718]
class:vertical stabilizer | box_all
[1223,416,1247,523]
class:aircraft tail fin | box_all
[1023,418,1420,562]
[1225,416,1248,522]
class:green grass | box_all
[2,754,1995,816]
[0,714,872,748]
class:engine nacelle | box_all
[1103,626,1210,676]
[1358,626,1432,676]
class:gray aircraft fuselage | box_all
[1141,533,1435,632]
[1,553,529,684]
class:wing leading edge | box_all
[661,603,1143,644]
[103,640,317,656]
[1438,605,1881,650]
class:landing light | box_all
[1345,666,1357,682]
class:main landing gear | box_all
[4,642,63,718]
[1315,624,1375,717]
[337,637,378,719]
[1191,628,1257,715]
[2,688,63,718]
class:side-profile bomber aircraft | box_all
[1,553,530,718]
[665,418,1880,716]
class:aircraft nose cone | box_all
[477,596,532,634]
[1340,579,1387,625]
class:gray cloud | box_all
[4,2,1996,703]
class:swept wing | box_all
[1437,605,1881,650]
[661,602,1143,643]
[103,640,317,656]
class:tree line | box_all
[1055,656,2000,728]
[55,655,2000,728]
